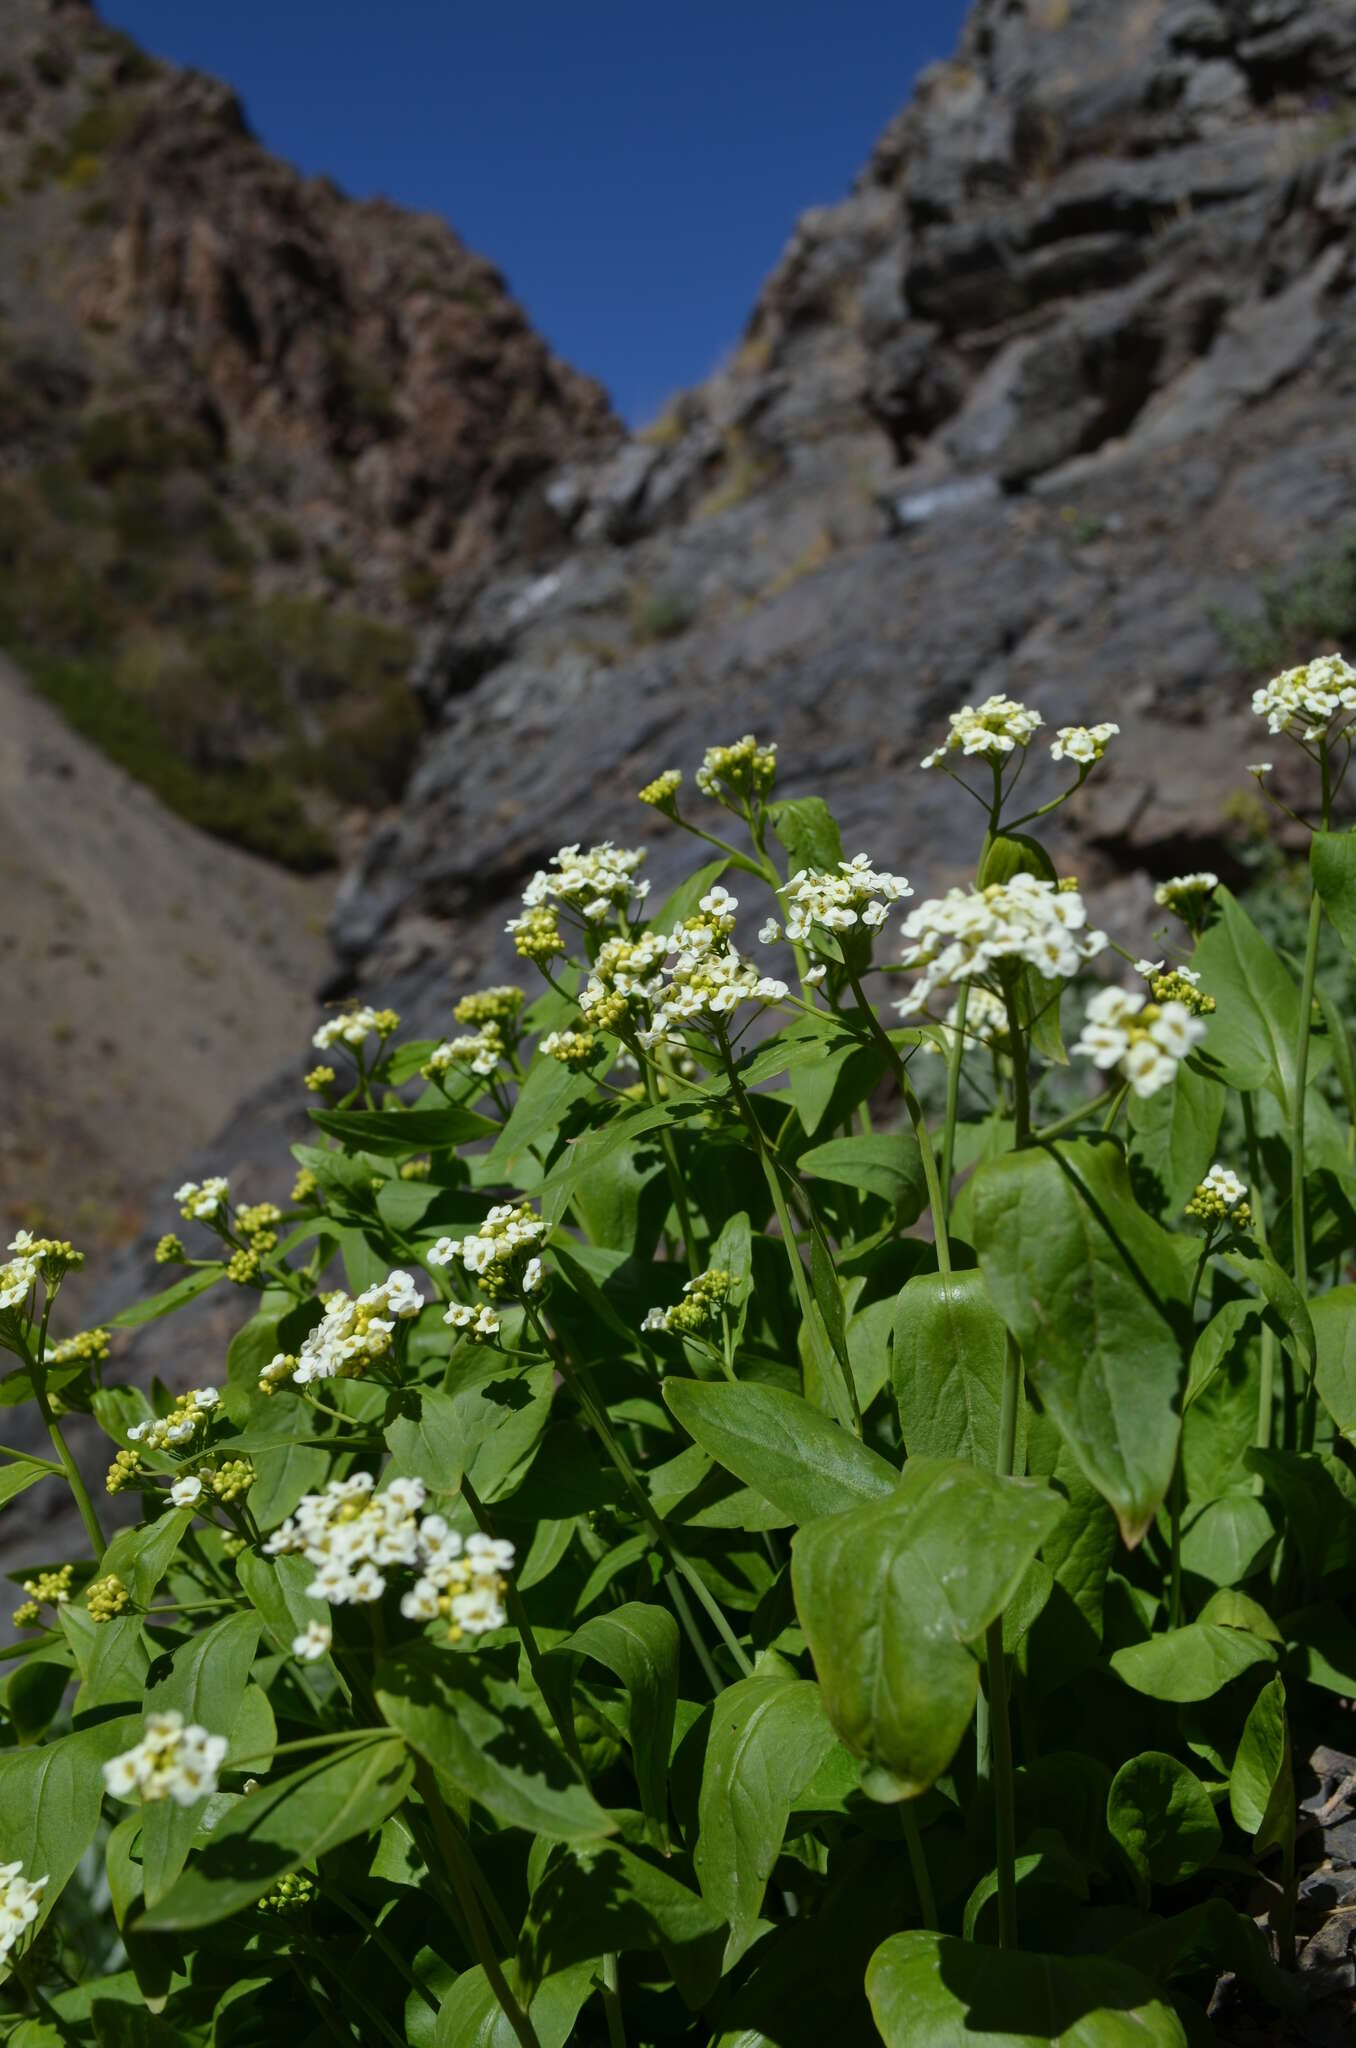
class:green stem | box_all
[326,1886,440,2015]
[412,1757,542,2048]
[846,973,951,1278]
[38,1396,105,1559]
[602,1952,627,2048]
[1242,1092,1277,1482]
[1293,881,1323,1452]
[1167,1457,1185,1631]
[1001,980,1031,1150]
[940,983,970,1211]
[984,1618,1018,1950]
[299,1933,405,2048]
[1030,1084,1121,1145]
[900,1804,938,1931]
[641,1059,701,1279]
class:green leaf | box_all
[800,1132,926,1223]
[1312,830,1356,961]
[791,1457,1064,1798]
[235,1550,329,1658]
[485,1058,596,1175]
[246,1439,330,1532]
[1311,1286,1356,1447]
[651,857,731,933]
[1222,1249,1314,1370]
[137,1739,414,1929]
[562,1604,678,1841]
[663,1379,896,1525]
[767,796,844,879]
[375,1645,613,1841]
[1185,1298,1260,1410]
[0,1718,139,1941]
[892,1270,1013,1470]
[1127,1063,1225,1219]
[101,1509,193,1607]
[972,1138,1188,1546]
[1107,1752,1221,1895]
[866,1930,1187,2046]
[0,1457,53,1508]
[110,1267,225,1328]
[139,1613,262,1905]
[1229,1674,1293,1858]
[522,1841,726,2011]
[1110,1623,1275,1702]
[693,1676,836,1964]
[61,1610,149,1713]
[309,1104,497,1154]
[1178,1494,1274,1587]
[433,1960,597,2048]
[1193,887,1302,1107]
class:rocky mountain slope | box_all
[0,0,617,865]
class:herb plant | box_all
[4,665,1356,2045]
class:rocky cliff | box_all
[325,0,1356,1025]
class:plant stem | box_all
[641,1060,702,1279]
[1030,1085,1121,1144]
[1293,883,1323,1452]
[299,1933,405,2048]
[1167,1457,1185,1630]
[36,1392,105,1559]
[1242,1091,1277,1485]
[412,1756,543,2048]
[940,983,970,1213]
[900,1804,938,1931]
[984,1619,1018,1950]
[326,1886,440,2014]
[847,973,951,1278]
[602,1952,627,2048]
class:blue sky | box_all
[104,1,968,424]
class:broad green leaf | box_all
[1107,1752,1221,1895]
[235,1550,330,1658]
[767,796,844,880]
[522,1841,725,2010]
[973,1138,1188,1546]
[892,1270,1011,1469]
[1185,1299,1260,1409]
[1178,1494,1274,1587]
[61,1610,148,1713]
[139,1613,261,1905]
[137,1739,414,1928]
[663,1379,896,1525]
[110,1267,225,1328]
[1127,1063,1225,1219]
[433,1959,597,2048]
[791,1457,1064,1798]
[800,1132,926,1224]
[1316,973,1356,1125]
[1110,1623,1275,1702]
[384,1388,466,1494]
[1193,887,1301,1106]
[309,1104,497,1154]
[789,1038,885,1141]
[1229,1674,1293,1859]
[1311,1286,1356,1446]
[1222,1249,1314,1370]
[0,1458,53,1508]
[101,1509,193,1607]
[485,1057,596,1174]
[963,1831,1087,1944]
[247,1439,330,1532]
[1312,830,1356,961]
[651,857,730,933]
[1020,1420,1118,1703]
[866,1930,1187,2047]
[694,1676,836,1964]
[1245,1447,1356,1582]
[562,1604,678,1841]
[375,1646,612,1841]
[0,1718,138,1941]
[1111,1899,1298,2015]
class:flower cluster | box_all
[506,904,565,964]
[106,1448,141,1495]
[304,1065,335,1093]
[1186,1164,1252,1228]
[695,735,777,806]
[921,694,1043,770]
[642,1266,733,1337]
[168,1456,255,1508]
[925,986,1011,1056]
[175,1178,229,1222]
[264,1474,514,1636]
[772,855,912,956]
[540,1028,598,1067]
[454,985,525,1031]
[429,1204,547,1300]
[1,1232,83,1311]
[1050,722,1118,765]
[423,1027,504,1080]
[579,932,670,1032]
[0,1863,46,1970]
[256,1872,317,1917]
[12,1564,73,1628]
[895,875,1107,1016]
[127,1385,219,1453]
[1135,960,1215,1018]
[444,1301,504,1339]
[258,1272,423,1394]
[1153,873,1218,931]
[46,1327,110,1368]
[1071,986,1207,1099]
[155,1233,185,1264]
[312,1007,400,1054]
[291,1620,332,1662]
[1251,653,1356,739]
[86,1573,130,1623]
[104,1712,228,1807]
[521,842,649,925]
[638,768,683,811]
[583,891,786,1050]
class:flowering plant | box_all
[3,662,1356,2045]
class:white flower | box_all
[779,855,912,958]
[1251,654,1356,739]
[291,1620,332,1662]
[312,1006,397,1052]
[1072,983,1206,1099]
[700,886,738,915]
[175,1177,229,1221]
[276,1271,421,1392]
[759,918,781,944]
[1050,722,1118,765]
[449,1586,507,1635]
[425,1028,503,1079]
[194,1387,220,1411]
[921,694,1043,769]
[520,842,649,923]
[1201,1164,1248,1208]
[895,874,1107,1016]
[0,1862,47,1968]
[804,964,828,987]
[1134,958,1164,978]
[170,1476,203,1508]
[522,1257,544,1295]
[1246,762,1272,777]
[102,1711,228,1807]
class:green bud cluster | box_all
[255,1871,317,1917]
[454,985,526,1029]
[508,906,565,964]
[1149,970,1215,1017]
[86,1573,130,1623]
[210,1458,256,1504]
[106,1447,142,1494]
[154,1234,185,1264]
